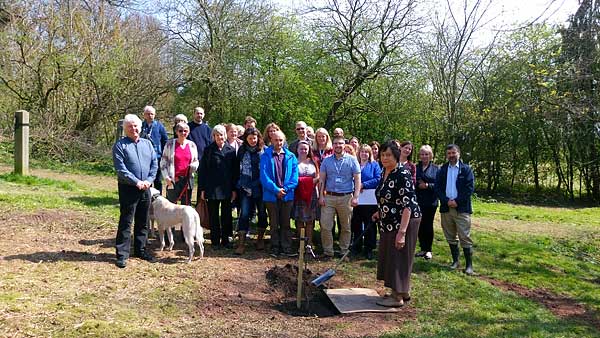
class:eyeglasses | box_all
[178,130,189,133]
[296,127,305,131]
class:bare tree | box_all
[307,0,422,129]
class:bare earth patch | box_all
[480,276,600,331]
[0,208,414,337]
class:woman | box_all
[235,128,268,255]
[344,144,356,157]
[225,123,242,154]
[161,122,199,205]
[373,141,421,307]
[199,125,238,249]
[172,114,188,136]
[350,144,381,259]
[415,145,440,260]
[313,127,333,164]
[260,130,298,258]
[399,141,417,185]
[349,136,360,154]
[263,122,282,147]
[370,141,380,163]
[294,140,320,247]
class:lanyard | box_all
[333,156,345,176]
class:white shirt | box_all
[445,162,460,200]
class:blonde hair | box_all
[419,144,434,158]
[359,144,374,162]
[315,127,332,151]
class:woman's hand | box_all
[371,211,380,222]
[395,230,406,250]
[200,191,206,201]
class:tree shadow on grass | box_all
[68,196,118,207]
[79,238,113,248]
[3,250,114,263]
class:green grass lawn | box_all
[0,171,599,337]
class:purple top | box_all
[273,151,285,188]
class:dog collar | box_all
[151,193,161,202]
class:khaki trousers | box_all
[320,194,353,256]
[440,208,473,248]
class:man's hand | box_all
[277,188,286,199]
[350,197,359,207]
[319,196,326,206]
[448,199,458,208]
[418,180,428,189]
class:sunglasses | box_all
[178,129,189,133]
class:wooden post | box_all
[14,110,29,176]
[297,227,305,309]
[116,119,124,142]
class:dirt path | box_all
[479,276,600,331]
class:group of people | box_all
[112,105,475,308]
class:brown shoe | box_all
[235,231,246,255]
[376,296,404,307]
[255,229,265,251]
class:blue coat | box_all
[360,161,381,189]
[188,121,212,161]
[435,161,475,214]
[140,120,168,160]
[260,147,298,203]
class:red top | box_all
[174,143,191,177]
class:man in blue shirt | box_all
[112,114,158,268]
[141,106,168,193]
[188,107,212,203]
[435,144,475,275]
[319,136,361,259]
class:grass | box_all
[0,170,600,337]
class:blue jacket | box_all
[435,161,475,214]
[416,162,440,207]
[260,147,298,203]
[360,161,381,189]
[188,121,212,161]
[141,120,168,160]
[112,137,158,186]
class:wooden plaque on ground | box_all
[324,288,401,313]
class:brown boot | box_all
[256,229,265,251]
[235,231,246,255]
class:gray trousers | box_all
[265,200,293,253]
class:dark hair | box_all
[332,136,346,144]
[349,136,360,143]
[446,143,460,152]
[399,140,413,162]
[379,140,401,163]
[242,127,264,150]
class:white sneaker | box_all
[424,252,433,260]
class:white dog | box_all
[149,188,204,262]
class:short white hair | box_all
[123,114,142,132]
[296,121,307,128]
[194,107,204,114]
[419,144,434,157]
[173,114,188,124]
[143,105,155,114]
[212,124,226,136]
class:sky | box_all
[272,0,580,27]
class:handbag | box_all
[196,198,211,229]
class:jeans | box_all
[115,184,150,259]
[238,191,268,232]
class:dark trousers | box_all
[116,184,150,259]
[351,205,378,252]
[265,200,293,253]
[153,169,163,193]
[207,199,232,246]
[238,192,268,232]
[166,176,192,205]
[418,205,437,252]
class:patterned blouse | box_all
[375,167,422,232]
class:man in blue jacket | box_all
[435,144,475,275]
[188,107,212,203]
[140,105,168,193]
[112,114,158,268]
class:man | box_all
[288,121,311,156]
[333,127,349,144]
[319,136,361,259]
[435,144,475,275]
[112,114,158,268]
[140,106,168,193]
[188,107,213,202]
[243,115,257,129]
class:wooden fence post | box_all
[14,110,30,176]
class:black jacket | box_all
[416,162,440,207]
[199,142,238,200]
[435,161,475,214]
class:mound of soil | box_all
[266,264,338,317]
